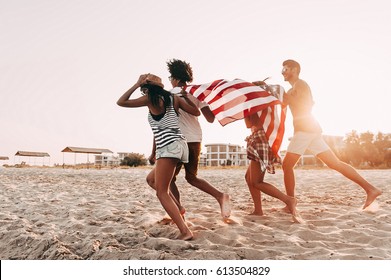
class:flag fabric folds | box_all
[184,79,286,157]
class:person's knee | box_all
[170,183,179,195]
[325,159,344,171]
[185,173,198,185]
[245,175,250,185]
[146,175,154,187]
[155,187,166,200]
[282,160,294,172]
[245,172,251,185]
[247,181,255,189]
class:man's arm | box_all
[201,106,215,123]
[244,115,252,128]
[282,88,295,106]
[176,94,200,116]
[283,80,308,106]
[176,90,200,116]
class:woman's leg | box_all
[146,167,185,214]
[249,160,300,222]
[282,152,301,197]
[155,158,193,240]
[245,165,263,215]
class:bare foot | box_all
[158,216,173,225]
[249,211,264,216]
[159,207,186,225]
[286,197,303,223]
[291,213,304,224]
[280,205,291,214]
[159,214,185,225]
[363,188,382,209]
[219,193,231,219]
[286,197,297,215]
[178,231,193,241]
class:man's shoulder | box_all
[295,79,311,93]
[295,79,309,87]
[170,87,182,94]
[171,86,206,109]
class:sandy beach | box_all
[0,166,390,260]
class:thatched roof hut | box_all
[15,151,50,157]
[61,146,113,167]
[14,151,50,166]
[61,147,112,154]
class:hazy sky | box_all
[1,0,390,165]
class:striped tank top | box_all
[147,96,186,150]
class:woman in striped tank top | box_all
[117,73,200,240]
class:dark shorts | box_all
[246,128,276,174]
[173,142,201,179]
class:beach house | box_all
[204,143,248,167]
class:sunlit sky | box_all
[1,0,390,165]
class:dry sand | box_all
[0,166,390,260]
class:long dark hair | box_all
[141,84,171,107]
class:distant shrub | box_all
[120,153,147,167]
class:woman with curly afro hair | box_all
[166,59,193,84]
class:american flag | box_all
[184,79,286,157]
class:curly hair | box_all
[166,59,193,83]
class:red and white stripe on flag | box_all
[184,79,286,157]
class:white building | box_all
[204,143,248,167]
[117,152,132,162]
[198,152,207,167]
[94,154,120,167]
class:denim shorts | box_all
[156,139,189,163]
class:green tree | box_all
[341,131,391,168]
[374,132,391,167]
[374,132,391,152]
[120,153,147,167]
[360,131,379,167]
[342,130,362,167]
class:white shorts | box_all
[287,132,330,155]
[156,139,189,163]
